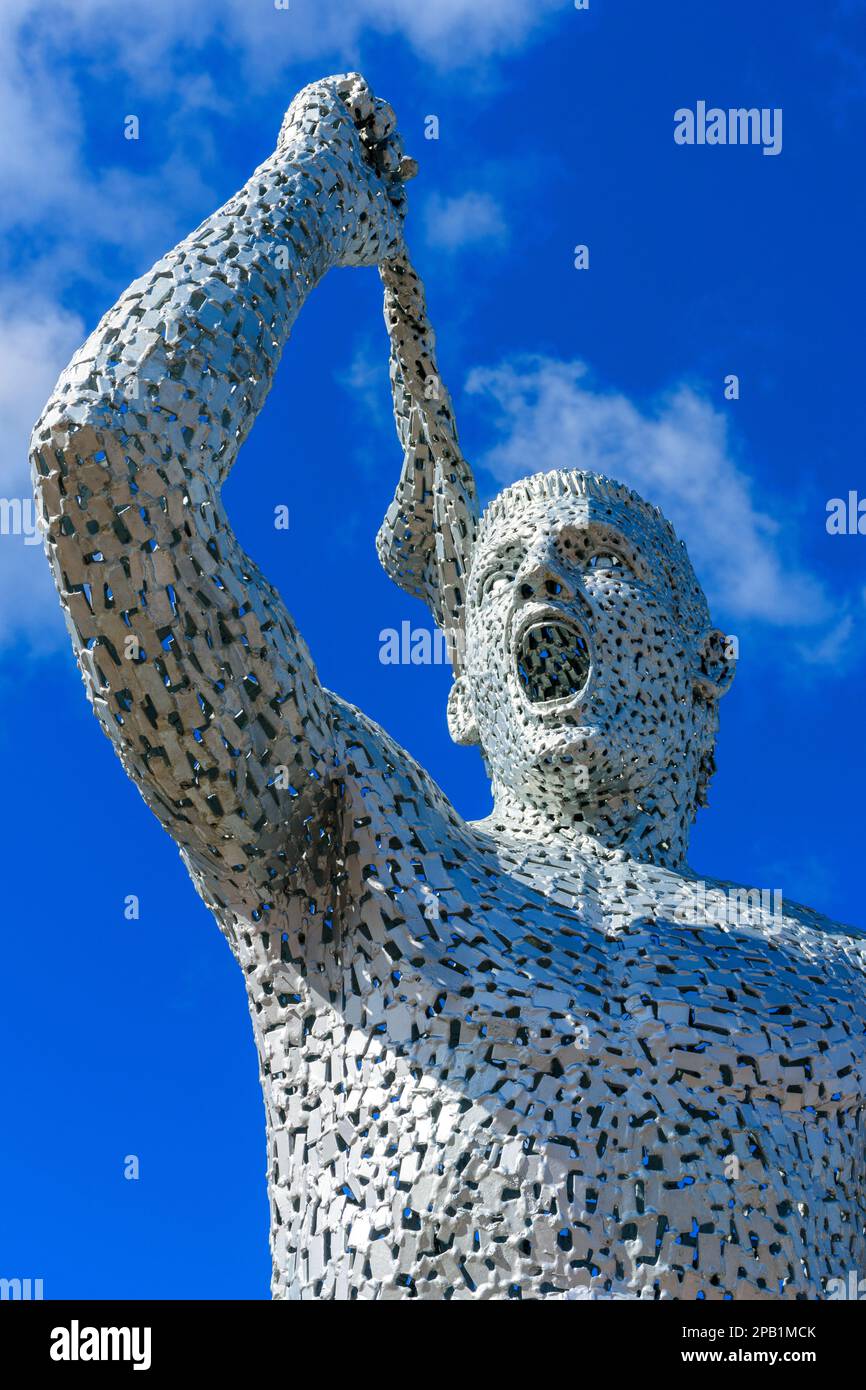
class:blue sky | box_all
[1,0,864,1298]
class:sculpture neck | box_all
[487,780,692,870]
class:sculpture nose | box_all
[516,540,574,604]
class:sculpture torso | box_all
[214,703,866,1301]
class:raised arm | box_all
[376,254,478,664]
[29,74,413,906]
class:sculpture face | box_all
[455,475,728,852]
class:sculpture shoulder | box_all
[778,894,864,944]
[698,873,866,967]
[776,894,866,983]
[329,693,474,850]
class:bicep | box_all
[32,414,338,894]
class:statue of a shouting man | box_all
[31,74,866,1301]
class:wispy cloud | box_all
[0,298,85,647]
[2,0,563,99]
[354,0,563,59]
[0,0,558,295]
[465,355,854,658]
[0,0,563,223]
[423,191,508,253]
[796,614,855,667]
[337,336,391,419]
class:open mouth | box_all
[514,618,591,705]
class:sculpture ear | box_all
[693,628,736,701]
[447,676,480,747]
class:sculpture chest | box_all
[237,833,866,1299]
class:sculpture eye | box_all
[586,552,629,574]
[478,569,513,602]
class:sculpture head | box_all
[377,256,734,864]
[445,471,734,862]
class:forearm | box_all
[35,145,342,480]
[377,254,478,642]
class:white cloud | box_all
[423,191,508,252]
[796,614,854,667]
[0,298,85,647]
[2,0,562,96]
[465,355,844,638]
[0,0,557,287]
[346,0,564,62]
[337,336,391,417]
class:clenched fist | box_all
[277,72,416,268]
